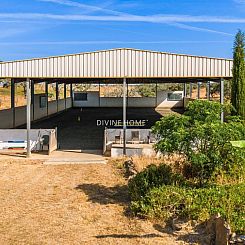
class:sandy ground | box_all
[0,159,193,245]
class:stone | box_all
[123,159,138,178]
[171,218,189,231]
[215,217,231,245]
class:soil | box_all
[0,159,198,245]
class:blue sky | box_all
[0,0,245,61]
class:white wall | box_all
[0,108,14,128]
[73,91,99,107]
[73,91,183,108]
[0,94,72,129]
[156,91,184,108]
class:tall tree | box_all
[232,30,245,119]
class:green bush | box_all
[152,100,245,185]
[131,184,245,234]
[128,164,187,201]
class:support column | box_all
[56,82,59,112]
[70,83,73,107]
[155,81,158,107]
[64,83,67,109]
[99,81,101,107]
[197,82,201,99]
[26,78,31,158]
[45,82,49,116]
[11,79,15,128]
[220,78,224,123]
[31,80,34,121]
[123,77,127,155]
[206,81,211,101]
[183,83,187,97]
[189,82,192,98]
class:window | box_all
[167,93,182,101]
[39,96,47,108]
[74,92,88,101]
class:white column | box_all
[26,78,31,158]
[123,77,127,155]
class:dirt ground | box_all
[0,159,198,245]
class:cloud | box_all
[0,13,240,36]
[167,22,232,36]
[38,0,128,16]
[0,40,231,45]
[35,0,233,35]
[0,13,244,24]
[233,0,245,4]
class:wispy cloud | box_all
[38,0,128,16]
[1,13,245,24]
[0,40,232,45]
[35,0,233,35]
[233,0,245,4]
[167,22,232,36]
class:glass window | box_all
[167,93,182,101]
[74,92,88,101]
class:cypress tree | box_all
[232,30,245,119]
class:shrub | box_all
[128,164,187,201]
[131,183,245,234]
[152,100,245,185]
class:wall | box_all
[0,129,57,153]
[73,91,99,107]
[0,94,72,129]
[156,91,184,108]
[73,91,183,108]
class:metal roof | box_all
[0,48,233,79]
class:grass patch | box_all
[129,164,245,234]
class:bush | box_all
[128,164,187,201]
[152,100,245,185]
[130,183,245,234]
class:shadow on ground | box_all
[153,222,207,245]
[75,183,130,205]
[96,233,163,239]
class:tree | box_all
[232,30,245,119]
[152,100,245,185]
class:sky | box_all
[0,0,245,61]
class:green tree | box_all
[232,30,245,119]
[152,100,245,185]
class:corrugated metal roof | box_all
[0,48,233,79]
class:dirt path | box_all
[0,160,188,245]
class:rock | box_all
[123,159,138,178]
[171,218,188,231]
[215,217,231,245]
[206,213,221,234]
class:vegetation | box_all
[152,100,245,185]
[130,176,245,233]
[232,30,245,119]
[129,100,245,234]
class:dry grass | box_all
[109,154,186,173]
[0,159,192,245]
